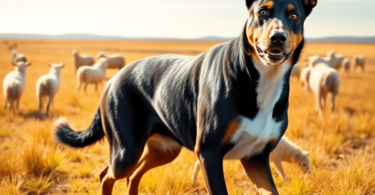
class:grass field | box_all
[0,40,375,195]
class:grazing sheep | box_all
[308,57,340,115]
[3,61,31,112]
[96,52,125,70]
[11,51,27,65]
[341,58,350,76]
[72,50,94,73]
[300,66,312,93]
[76,57,108,93]
[353,55,365,72]
[36,63,64,116]
[192,136,310,185]
[291,64,301,80]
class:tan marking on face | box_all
[222,120,241,144]
[287,4,295,13]
[264,1,274,9]
[286,32,303,64]
[246,25,263,52]
[311,0,317,7]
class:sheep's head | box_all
[14,61,31,73]
[96,52,106,59]
[308,55,322,68]
[298,151,310,174]
[72,50,78,57]
[327,50,335,59]
[98,57,109,68]
[49,62,64,75]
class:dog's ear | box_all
[246,0,256,9]
[301,0,317,17]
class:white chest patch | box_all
[224,62,289,160]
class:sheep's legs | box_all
[95,84,98,93]
[272,160,287,181]
[16,98,20,110]
[4,99,7,110]
[320,91,327,110]
[46,96,54,116]
[331,94,337,112]
[315,92,323,116]
[38,96,43,116]
[83,83,88,94]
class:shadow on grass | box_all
[344,107,356,116]
[20,111,48,121]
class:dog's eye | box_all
[259,9,268,16]
[290,12,299,20]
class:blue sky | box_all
[0,0,374,38]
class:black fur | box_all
[55,110,104,148]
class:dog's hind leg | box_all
[99,92,155,195]
[127,135,181,195]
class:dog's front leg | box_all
[241,154,278,195]
[196,149,227,195]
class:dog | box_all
[55,0,317,194]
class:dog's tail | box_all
[54,109,104,148]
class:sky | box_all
[0,0,374,39]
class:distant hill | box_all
[306,36,375,43]
[0,33,374,43]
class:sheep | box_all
[35,63,64,116]
[291,64,301,80]
[300,66,312,93]
[322,50,344,71]
[72,50,94,73]
[308,57,340,115]
[353,55,365,72]
[11,51,27,65]
[191,136,310,185]
[3,61,31,112]
[341,58,350,76]
[96,52,125,70]
[76,57,108,93]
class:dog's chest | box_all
[225,67,286,160]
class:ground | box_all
[0,40,374,195]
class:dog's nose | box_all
[270,32,287,44]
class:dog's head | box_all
[245,0,317,66]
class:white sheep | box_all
[341,58,350,76]
[35,63,64,116]
[3,61,31,112]
[76,57,108,93]
[291,64,301,80]
[300,66,312,93]
[322,50,344,71]
[308,57,340,115]
[191,136,310,185]
[96,52,125,70]
[353,55,365,72]
[72,50,94,73]
[11,51,27,65]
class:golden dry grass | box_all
[0,39,374,195]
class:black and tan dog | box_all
[55,0,317,194]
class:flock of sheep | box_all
[3,48,125,116]
[292,50,365,115]
[1,44,367,182]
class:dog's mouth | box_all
[256,45,293,65]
